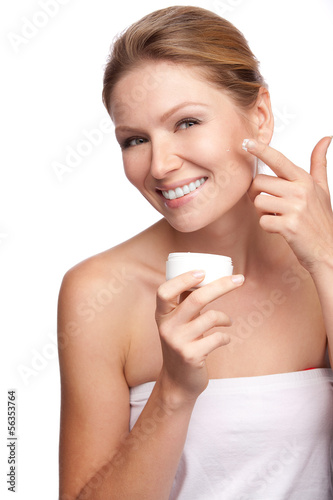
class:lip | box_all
[160,177,207,209]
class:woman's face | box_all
[111,61,259,232]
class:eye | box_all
[122,137,148,149]
[176,118,201,130]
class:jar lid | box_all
[167,252,232,264]
[166,252,233,288]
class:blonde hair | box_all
[102,6,266,113]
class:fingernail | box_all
[231,274,245,285]
[242,139,256,152]
[192,270,205,279]
[325,136,333,154]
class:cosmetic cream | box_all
[166,252,233,288]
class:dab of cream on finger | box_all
[242,139,256,152]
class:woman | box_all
[58,6,333,499]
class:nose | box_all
[150,137,183,180]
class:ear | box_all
[254,87,274,145]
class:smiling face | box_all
[111,61,261,233]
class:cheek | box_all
[122,151,148,188]
[183,131,255,189]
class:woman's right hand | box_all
[155,271,245,405]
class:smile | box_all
[161,177,207,200]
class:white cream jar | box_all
[166,252,233,288]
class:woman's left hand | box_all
[245,136,333,275]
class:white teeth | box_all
[162,177,206,200]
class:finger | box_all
[156,270,205,316]
[310,136,332,195]
[248,174,293,202]
[253,193,289,215]
[185,331,231,363]
[259,214,285,234]
[242,139,304,181]
[183,309,232,342]
[176,275,245,323]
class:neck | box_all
[168,195,286,276]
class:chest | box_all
[125,270,327,386]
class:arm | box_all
[246,135,333,360]
[58,264,132,498]
[58,260,244,499]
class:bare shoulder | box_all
[58,218,169,380]
[59,220,167,330]
[60,246,137,328]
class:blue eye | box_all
[123,137,147,149]
[177,118,201,130]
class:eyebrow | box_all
[160,102,209,123]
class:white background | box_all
[1,0,332,498]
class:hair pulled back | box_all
[102,6,266,114]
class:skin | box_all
[58,61,332,499]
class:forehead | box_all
[109,61,225,123]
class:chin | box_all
[165,213,213,234]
